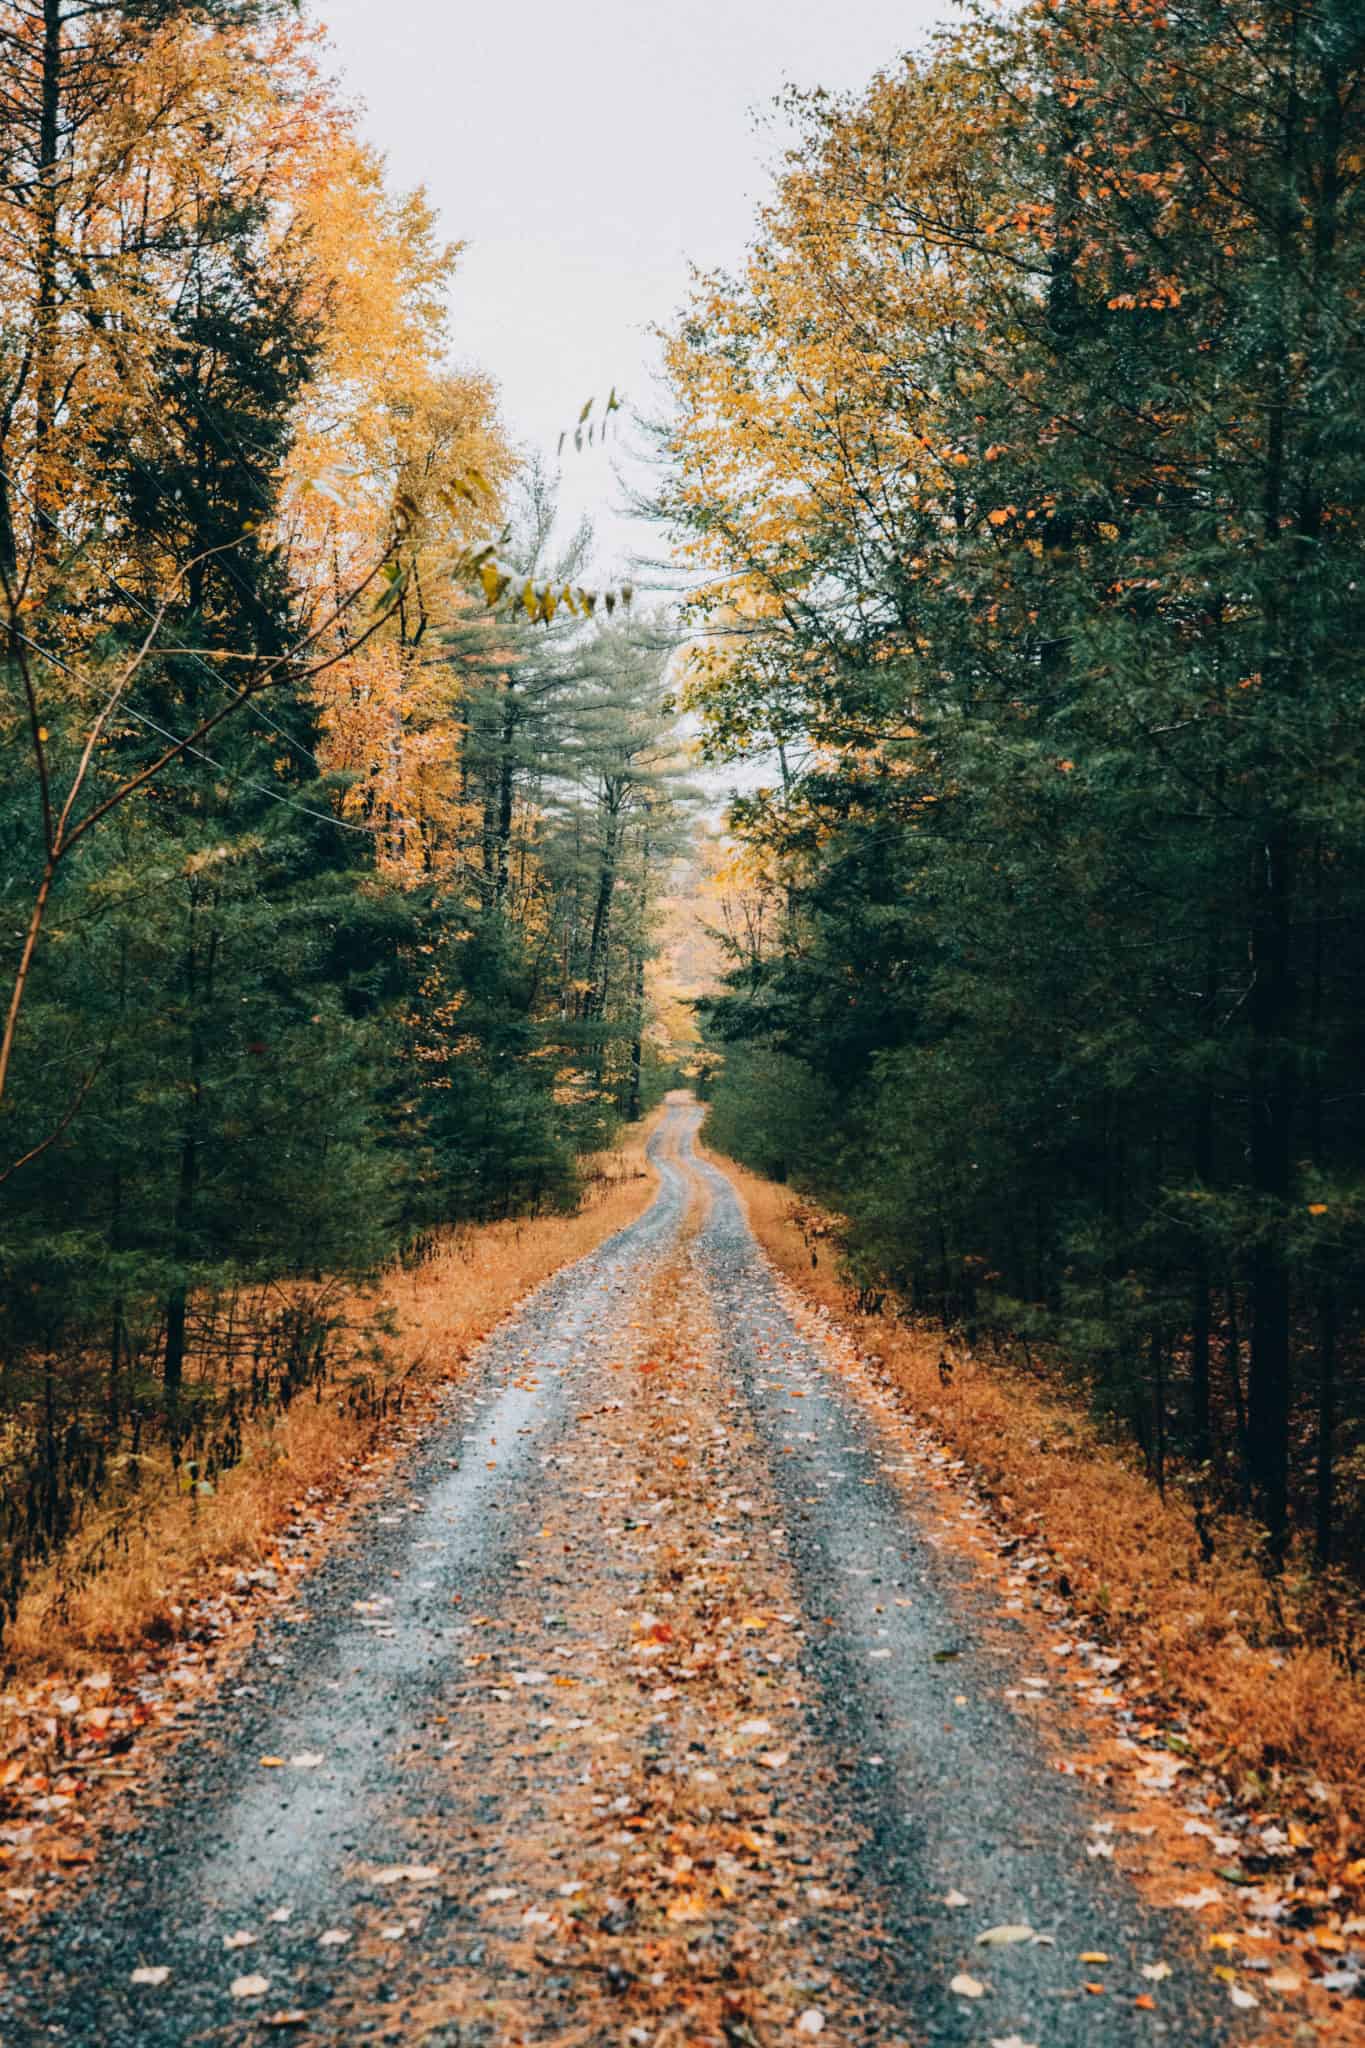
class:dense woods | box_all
[4,8,1365,2028]
[666,0,1365,1568]
[2,0,1362,1655]
[0,0,687,1623]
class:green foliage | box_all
[677,0,1365,1564]
[0,36,691,1636]
[701,1044,838,1190]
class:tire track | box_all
[2,1100,1254,2047]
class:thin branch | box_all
[0,1054,103,1187]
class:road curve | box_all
[2,1100,1245,2047]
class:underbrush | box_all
[2,1115,661,1679]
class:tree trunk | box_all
[584,802,620,1023]
[1246,820,1294,1552]
[1150,1327,1166,1500]
[33,0,65,556]
[164,911,214,1403]
[626,946,645,1122]
[1225,1280,1252,1513]
[1315,1288,1336,1568]
[494,693,516,907]
[1190,1085,1214,1462]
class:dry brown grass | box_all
[711,1147,1365,1845]
[5,1111,665,1681]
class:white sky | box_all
[315,0,947,584]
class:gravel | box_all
[1,1104,1249,2046]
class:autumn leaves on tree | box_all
[0,0,688,1624]
[1,0,1361,1636]
[667,0,1365,1564]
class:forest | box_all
[0,0,1360,1635]
[668,0,1365,1573]
[3,0,1365,2039]
[0,0,692,1626]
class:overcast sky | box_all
[316,0,946,581]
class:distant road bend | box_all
[6,1098,1243,2047]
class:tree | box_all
[663,0,1365,1561]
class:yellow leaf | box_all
[665,1888,709,1922]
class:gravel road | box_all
[2,1101,1249,2047]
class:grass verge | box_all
[3,1111,663,1682]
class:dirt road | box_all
[2,1102,1246,2046]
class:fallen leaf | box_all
[796,2012,825,2037]
[1229,1986,1258,2010]
[230,1974,270,1999]
[944,1889,970,1907]
[318,1929,350,1947]
[223,1931,256,1951]
[977,1923,1034,1946]
[130,1966,171,1987]
[666,1888,709,1922]
[950,1973,985,1999]
[288,1752,323,1770]
[260,2016,309,2032]
[1079,1951,1111,1964]
[1140,1962,1171,1981]
[1134,1993,1156,2010]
